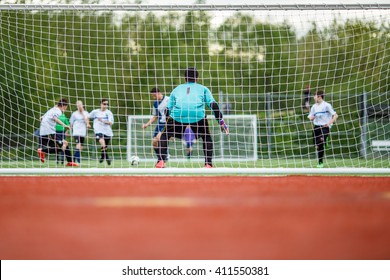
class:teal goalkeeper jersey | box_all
[168,82,216,123]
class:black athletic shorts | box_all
[313,125,330,146]
[55,132,66,145]
[74,136,85,144]
[40,134,62,149]
[95,133,111,145]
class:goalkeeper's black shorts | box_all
[164,117,211,140]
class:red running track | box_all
[0,176,389,259]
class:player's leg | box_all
[73,137,80,163]
[155,118,184,167]
[186,142,193,159]
[55,133,66,164]
[54,137,74,165]
[156,119,171,162]
[193,118,213,167]
[38,135,50,162]
[73,136,83,163]
[156,131,169,167]
[314,126,324,167]
[104,136,112,165]
[152,135,159,149]
[184,126,195,159]
[320,127,330,164]
[61,139,69,164]
[152,125,163,158]
[40,134,58,162]
[96,134,106,163]
[99,138,106,163]
[38,134,66,164]
[63,146,74,164]
[323,127,330,147]
[40,135,56,154]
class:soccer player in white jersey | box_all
[89,99,114,165]
[70,100,90,164]
[308,90,338,168]
[37,98,79,167]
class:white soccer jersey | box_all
[39,107,62,135]
[70,110,89,137]
[308,101,336,126]
[89,109,114,136]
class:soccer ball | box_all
[130,155,140,166]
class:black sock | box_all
[318,144,324,164]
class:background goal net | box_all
[1,4,390,173]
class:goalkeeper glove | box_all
[219,119,229,135]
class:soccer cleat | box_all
[155,160,165,168]
[107,159,111,166]
[205,164,213,168]
[66,162,79,167]
[99,158,104,163]
[316,163,324,168]
[37,148,45,163]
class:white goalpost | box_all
[0,4,390,174]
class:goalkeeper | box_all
[155,67,229,168]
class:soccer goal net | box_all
[1,4,390,174]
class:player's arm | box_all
[326,112,338,127]
[204,88,229,135]
[308,107,316,121]
[64,118,71,135]
[83,112,91,128]
[53,116,70,130]
[142,116,158,129]
[103,121,113,126]
[86,117,91,128]
[165,107,170,117]
[87,111,94,128]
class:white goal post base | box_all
[1,168,390,175]
[127,115,258,163]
